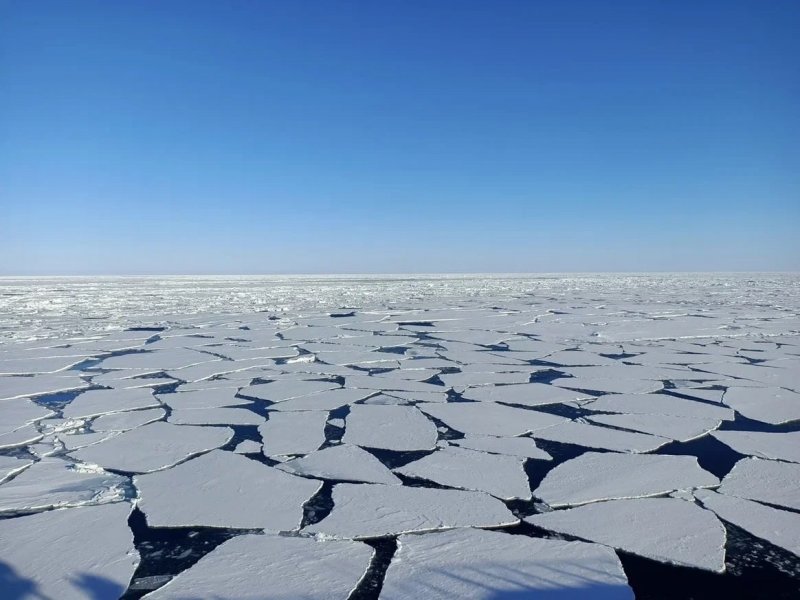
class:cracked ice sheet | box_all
[259,411,328,456]
[419,402,566,437]
[92,407,166,431]
[62,387,162,419]
[157,387,247,409]
[381,528,634,600]
[582,393,734,421]
[461,382,591,407]
[722,386,800,425]
[135,450,320,530]
[304,483,517,539]
[552,377,663,395]
[0,374,90,401]
[0,502,138,600]
[716,458,800,511]
[696,489,800,557]
[451,434,551,460]
[145,534,373,600]
[0,458,127,514]
[98,348,220,370]
[527,497,727,572]
[276,443,401,484]
[534,452,718,507]
[586,413,721,442]
[168,407,264,425]
[0,455,33,484]
[1,398,54,431]
[712,430,800,463]
[240,379,340,402]
[395,446,531,500]
[266,387,373,411]
[343,405,438,451]
[532,421,671,452]
[0,354,91,374]
[69,421,233,473]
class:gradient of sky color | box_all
[1,0,798,274]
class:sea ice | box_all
[380,528,634,600]
[0,458,127,514]
[527,497,726,571]
[168,407,263,425]
[62,387,162,419]
[135,450,321,530]
[451,434,551,460]
[69,421,233,473]
[712,430,800,463]
[0,502,138,600]
[144,534,373,600]
[259,411,328,456]
[586,413,721,442]
[419,402,566,437]
[534,452,718,507]
[276,443,401,484]
[696,489,800,557]
[240,379,340,402]
[343,405,438,451]
[396,446,531,500]
[304,483,517,539]
[91,407,166,431]
[583,393,734,421]
[716,457,800,511]
[461,382,591,407]
[531,421,671,453]
[721,386,800,425]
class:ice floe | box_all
[531,421,671,453]
[419,402,566,437]
[721,386,800,425]
[461,382,591,407]
[135,450,320,530]
[712,430,800,463]
[304,483,517,538]
[381,528,634,600]
[259,411,329,456]
[69,421,233,473]
[396,446,531,499]
[0,502,138,600]
[451,434,551,460]
[527,497,727,571]
[0,458,127,514]
[696,489,800,557]
[62,387,162,419]
[343,405,439,451]
[276,443,401,484]
[716,457,800,511]
[585,413,721,442]
[144,534,373,599]
[534,452,718,507]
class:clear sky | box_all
[1,0,798,275]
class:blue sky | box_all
[1,0,798,274]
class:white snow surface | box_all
[135,450,321,530]
[304,483,517,538]
[144,534,373,600]
[533,452,719,507]
[527,498,727,571]
[0,503,138,600]
[381,528,634,600]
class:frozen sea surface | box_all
[0,274,799,599]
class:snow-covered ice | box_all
[380,528,634,600]
[533,452,718,507]
[527,498,727,571]
[304,483,517,538]
[343,404,439,451]
[276,443,401,484]
[135,450,321,530]
[69,421,233,472]
[396,445,531,499]
[144,534,373,599]
[0,503,138,600]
